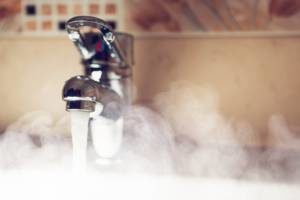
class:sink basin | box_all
[0,173,299,200]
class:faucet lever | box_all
[66,16,129,68]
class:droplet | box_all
[104,32,115,43]
[68,31,80,41]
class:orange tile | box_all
[73,4,82,15]
[41,4,51,15]
[42,20,52,31]
[89,3,100,15]
[105,3,117,14]
[57,4,67,15]
[26,21,37,31]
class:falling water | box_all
[91,116,123,159]
[70,111,90,173]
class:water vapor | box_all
[1,82,300,184]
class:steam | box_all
[1,82,300,184]
[0,111,71,171]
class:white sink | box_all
[0,173,299,200]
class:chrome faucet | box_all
[62,16,134,158]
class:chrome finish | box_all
[66,16,128,65]
[66,16,133,77]
[63,16,133,113]
[62,16,134,158]
[64,16,133,105]
[63,76,123,120]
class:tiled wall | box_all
[22,0,122,34]
[0,0,122,35]
[3,0,300,35]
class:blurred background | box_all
[1,0,300,148]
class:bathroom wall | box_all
[1,35,300,145]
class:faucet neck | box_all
[82,61,132,82]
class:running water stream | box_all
[70,111,90,173]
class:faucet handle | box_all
[66,16,133,69]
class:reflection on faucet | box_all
[63,75,123,120]
[62,16,134,159]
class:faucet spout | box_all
[63,76,123,121]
